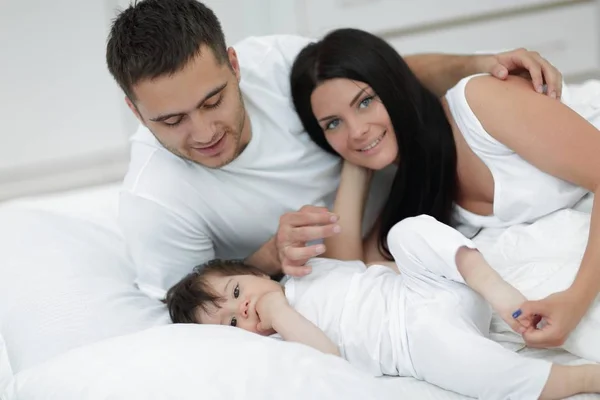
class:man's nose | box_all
[188,113,214,143]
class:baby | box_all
[166,215,600,400]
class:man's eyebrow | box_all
[149,82,228,122]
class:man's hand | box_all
[513,289,588,347]
[475,48,563,99]
[276,205,341,277]
[255,290,289,333]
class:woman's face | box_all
[310,78,398,170]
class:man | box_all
[106,0,563,299]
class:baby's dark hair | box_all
[164,259,266,324]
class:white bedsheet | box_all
[0,184,598,399]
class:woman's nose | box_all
[348,119,369,140]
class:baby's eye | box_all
[233,284,239,299]
[230,317,237,327]
[359,96,373,108]
[326,119,340,130]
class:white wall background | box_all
[0,0,598,201]
[0,0,133,200]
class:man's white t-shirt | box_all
[119,35,391,298]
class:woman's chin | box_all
[366,157,395,171]
[351,151,396,171]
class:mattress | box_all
[0,184,597,399]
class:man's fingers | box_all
[538,58,562,99]
[515,55,545,95]
[282,263,312,277]
[491,64,508,80]
[281,211,338,229]
[289,224,341,243]
[529,52,562,99]
[499,49,562,99]
[284,243,326,262]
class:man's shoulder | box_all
[233,34,313,57]
[234,35,315,121]
[234,34,314,73]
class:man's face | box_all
[127,46,250,168]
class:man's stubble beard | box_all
[156,95,249,169]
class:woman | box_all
[290,28,600,350]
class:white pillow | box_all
[2,324,396,400]
[0,208,169,375]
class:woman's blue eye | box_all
[326,119,340,130]
[230,317,237,327]
[233,284,239,299]
[359,97,373,108]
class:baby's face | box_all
[196,273,282,336]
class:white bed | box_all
[0,184,597,399]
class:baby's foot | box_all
[486,281,533,334]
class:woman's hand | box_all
[514,289,589,347]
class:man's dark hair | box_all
[106,0,229,99]
[164,259,265,324]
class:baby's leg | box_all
[387,215,475,284]
[405,286,600,399]
[388,215,532,332]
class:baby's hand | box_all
[255,290,289,332]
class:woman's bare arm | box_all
[466,75,600,346]
[322,161,371,261]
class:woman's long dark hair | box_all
[290,28,458,259]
